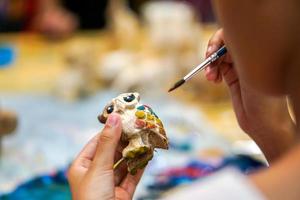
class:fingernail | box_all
[106,114,119,127]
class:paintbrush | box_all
[168,45,227,92]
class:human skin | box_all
[205,29,296,163]
[68,113,144,200]
[206,0,300,199]
[31,0,78,39]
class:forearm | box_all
[250,143,300,200]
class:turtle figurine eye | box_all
[106,105,114,114]
[123,94,135,102]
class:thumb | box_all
[93,113,122,171]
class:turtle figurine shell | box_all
[98,93,168,174]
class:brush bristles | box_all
[168,79,185,92]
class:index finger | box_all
[207,29,232,64]
[73,133,100,169]
[206,29,225,57]
[205,29,225,82]
[68,133,101,189]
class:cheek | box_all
[213,0,287,95]
[237,60,284,96]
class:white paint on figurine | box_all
[98,92,168,174]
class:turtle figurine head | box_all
[98,92,140,123]
[98,92,168,174]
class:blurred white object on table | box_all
[161,168,266,200]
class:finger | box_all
[92,113,122,171]
[206,29,225,56]
[220,63,238,87]
[114,141,127,162]
[113,142,127,185]
[68,133,100,187]
[206,44,225,68]
[206,29,232,66]
[114,161,128,186]
[205,66,219,81]
[205,29,226,75]
[214,69,223,84]
[219,63,245,123]
[120,169,145,198]
[208,29,224,46]
[114,140,128,185]
[74,133,101,168]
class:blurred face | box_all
[212,0,300,95]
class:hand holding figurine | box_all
[68,114,144,200]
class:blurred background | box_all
[0,0,264,199]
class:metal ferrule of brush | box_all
[210,52,219,62]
